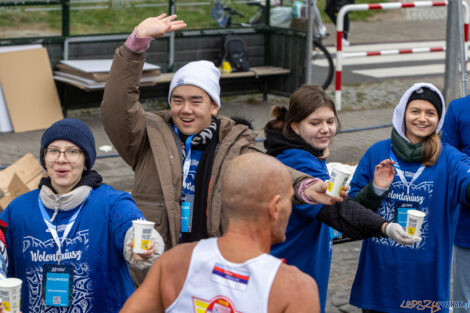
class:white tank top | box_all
[166,238,282,313]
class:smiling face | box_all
[44,140,85,194]
[170,85,220,135]
[404,99,439,144]
[291,106,337,151]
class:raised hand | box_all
[373,159,395,189]
[136,14,187,39]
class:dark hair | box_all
[264,84,341,138]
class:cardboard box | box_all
[0,46,63,133]
[0,153,43,210]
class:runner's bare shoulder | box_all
[268,263,320,313]
[159,242,198,308]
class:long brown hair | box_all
[421,133,441,166]
[264,84,341,138]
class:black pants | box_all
[324,0,351,40]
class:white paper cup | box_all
[326,167,352,197]
[406,210,426,238]
[132,219,155,254]
[0,278,22,313]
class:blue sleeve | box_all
[108,192,144,254]
[442,101,461,149]
[277,149,330,181]
[277,149,328,219]
[445,145,470,206]
[0,206,13,277]
[348,147,375,199]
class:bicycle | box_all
[211,0,334,90]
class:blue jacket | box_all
[270,148,332,313]
[0,184,144,313]
[348,139,470,313]
[442,95,470,248]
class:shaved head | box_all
[222,153,292,222]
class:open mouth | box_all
[413,124,430,131]
[181,118,195,125]
[55,169,70,176]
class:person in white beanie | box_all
[101,14,347,286]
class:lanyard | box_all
[389,147,426,195]
[174,125,194,185]
[37,192,90,265]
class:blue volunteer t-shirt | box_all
[348,139,470,313]
[442,95,470,248]
[0,184,143,313]
[270,148,333,313]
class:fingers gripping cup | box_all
[132,219,155,254]
[406,210,426,238]
[0,278,22,313]
[326,167,352,197]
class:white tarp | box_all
[0,84,12,133]
[60,59,160,73]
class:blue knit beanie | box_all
[40,118,96,170]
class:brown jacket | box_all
[101,46,308,250]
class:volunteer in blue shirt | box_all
[0,118,164,313]
[442,95,470,313]
[263,85,419,313]
[348,82,470,313]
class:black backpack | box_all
[219,35,250,72]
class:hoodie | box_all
[392,82,446,143]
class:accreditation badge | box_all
[181,194,195,233]
[42,264,73,307]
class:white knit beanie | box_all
[168,60,221,107]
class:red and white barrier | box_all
[335,1,469,110]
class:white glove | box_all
[123,226,165,270]
[385,223,422,245]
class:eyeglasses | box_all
[44,148,83,163]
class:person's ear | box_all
[211,101,219,115]
[291,122,300,135]
[267,194,282,222]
